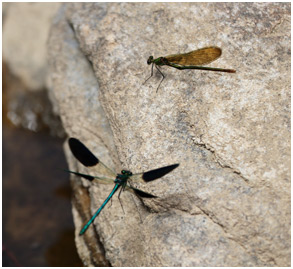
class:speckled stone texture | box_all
[47,3,290,266]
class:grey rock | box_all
[48,2,290,266]
[3,3,61,90]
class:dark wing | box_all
[130,163,179,183]
[66,170,115,184]
[165,47,222,66]
[68,138,116,179]
[125,185,157,198]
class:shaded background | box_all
[2,3,82,266]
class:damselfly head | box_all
[147,56,154,65]
[121,170,132,176]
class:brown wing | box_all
[165,46,222,66]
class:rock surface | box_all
[3,3,61,91]
[47,3,290,266]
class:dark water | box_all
[3,64,83,266]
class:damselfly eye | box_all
[121,170,126,174]
[147,56,153,65]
